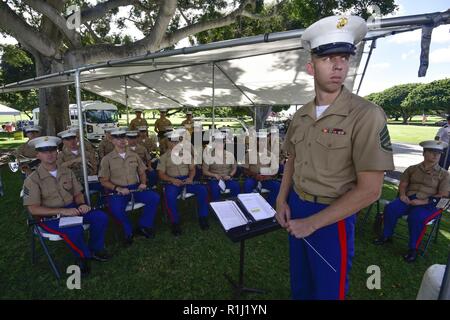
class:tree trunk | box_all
[254,105,272,130]
[35,55,70,135]
[401,111,409,124]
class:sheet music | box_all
[436,198,450,209]
[59,216,83,228]
[88,175,99,182]
[218,179,226,192]
[237,193,276,221]
[210,200,248,231]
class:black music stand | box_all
[210,197,280,298]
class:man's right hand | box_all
[171,179,184,187]
[61,208,80,216]
[117,187,130,195]
[276,199,291,228]
[400,195,411,205]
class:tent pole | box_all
[212,63,215,130]
[356,40,376,95]
[125,76,130,127]
[75,70,91,206]
[254,106,257,128]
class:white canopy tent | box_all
[0,103,20,116]
[1,10,449,204]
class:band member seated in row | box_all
[202,131,240,201]
[374,140,450,262]
[137,126,158,155]
[14,125,41,176]
[98,127,116,160]
[157,129,209,236]
[126,131,158,188]
[99,129,160,244]
[242,132,281,207]
[23,136,110,275]
[57,129,100,192]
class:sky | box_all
[0,0,448,98]
[357,0,450,96]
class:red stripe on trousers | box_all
[415,209,443,249]
[337,220,348,300]
[39,222,85,258]
[163,188,175,223]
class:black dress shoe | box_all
[373,237,393,245]
[171,223,182,236]
[199,217,209,230]
[76,258,91,275]
[403,249,418,263]
[137,227,155,239]
[124,234,134,246]
[92,250,112,262]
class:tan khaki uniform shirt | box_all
[57,147,98,182]
[98,139,115,159]
[155,118,172,134]
[157,150,190,177]
[283,87,395,198]
[129,144,151,165]
[241,149,279,176]
[138,135,157,154]
[23,165,83,208]
[98,148,147,186]
[181,119,194,134]
[202,150,237,176]
[15,142,37,159]
[129,117,148,131]
[401,163,450,199]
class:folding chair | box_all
[160,184,198,223]
[25,208,90,280]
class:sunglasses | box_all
[113,135,127,139]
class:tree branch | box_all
[160,0,257,48]
[80,0,138,24]
[134,0,177,51]
[0,1,58,58]
[23,0,81,48]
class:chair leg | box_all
[36,232,61,280]
[421,223,436,257]
[31,231,36,265]
[357,202,374,233]
[434,218,441,244]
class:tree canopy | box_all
[0,0,397,133]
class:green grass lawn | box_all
[1,165,449,300]
[387,125,438,145]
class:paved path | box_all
[392,142,423,173]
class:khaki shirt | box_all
[23,165,82,208]
[129,144,151,165]
[155,118,172,134]
[241,149,279,176]
[98,139,115,159]
[157,150,190,177]
[202,150,237,176]
[181,119,194,134]
[15,142,37,159]
[129,117,148,131]
[283,87,395,198]
[98,148,147,186]
[401,163,450,199]
[57,147,98,182]
[138,135,157,154]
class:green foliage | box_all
[0,45,38,116]
[402,79,450,114]
[366,83,421,123]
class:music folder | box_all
[209,193,280,242]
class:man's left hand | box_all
[138,183,147,191]
[78,204,91,214]
[184,177,194,185]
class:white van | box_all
[32,101,119,141]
